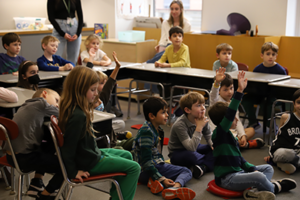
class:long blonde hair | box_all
[58,66,99,136]
[167,0,184,29]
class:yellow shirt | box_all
[158,43,191,68]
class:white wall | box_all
[0,0,118,38]
[201,0,288,36]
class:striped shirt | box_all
[132,121,165,180]
[212,91,257,185]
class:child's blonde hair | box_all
[84,34,103,50]
[95,71,108,83]
[261,42,279,54]
[32,88,57,99]
[58,66,100,136]
[41,36,60,50]
[180,91,205,115]
[216,43,233,54]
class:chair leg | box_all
[127,80,134,119]
[65,186,73,200]
[55,181,67,200]
[17,175,24,200]
[112,180,124,200]
[10,168,16,195]
[0,167,11,190]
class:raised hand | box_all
[237,71,248,93]
[112,51,121,68]
[215,67,226,83]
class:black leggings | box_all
[7,151,63,193]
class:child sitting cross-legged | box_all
[209,67,265,149]
[168,92,214,179]
[208,71,297,200]
[132,97,195,200]
[264,89,300,175]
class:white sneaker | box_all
[243,189,275,200]
[277,163,296,174]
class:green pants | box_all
[89,148,141,200]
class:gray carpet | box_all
[0,99,299,200]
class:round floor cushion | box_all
[206,180,244,198]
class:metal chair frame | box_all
[127,79,165,119]
[168,85,210,126]
[267,99,294,145]
[0,117,32,199]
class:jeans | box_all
[273,148,300,167]
[219,164,275,192]
[170,144,214,171]
[139,162,192,187]
[52,18,81,65]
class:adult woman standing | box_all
[147,0,191,63]
[47,0,83,65]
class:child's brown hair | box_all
[261,42,279,54]
[2,32,21,49]
[180,92,205,115]
[216,43,233,54]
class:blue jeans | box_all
[139,162,192,187]
[52,18,82,65]
[219,164,275,192]
[170,144,214,171]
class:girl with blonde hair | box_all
[59,52,140,200]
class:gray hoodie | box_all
[3,98,58,154]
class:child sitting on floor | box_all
[132,97,195,200]
[208,71,297,200]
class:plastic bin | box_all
[118,31,145,42]
[13,17,47,30]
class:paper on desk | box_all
[93,67,107,71]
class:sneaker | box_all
[27,178,45,197]
[162,187,196,200]
[192,165,204,179]
[277,163,296,174]
[273,178,297,193]
[248,122,261,130]
[147,177,164,194]
[116,131,132,140]
[243,189,275,200]
[110,106,123,117]
[248,138,265,149]
[36,193,56,200]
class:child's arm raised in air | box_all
[109,51,121,80]
[210,67,226,106]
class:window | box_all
[153,0,202,31]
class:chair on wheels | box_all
[48,115,127,200]
[0,117,32,200]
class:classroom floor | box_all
[0,99,299,200]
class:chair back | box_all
[236,62,249,71]
[50,115,64,147]
[0,117,19,141]
[48,115,75,186]
[282,66,289,75]
[0,117,28,175]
